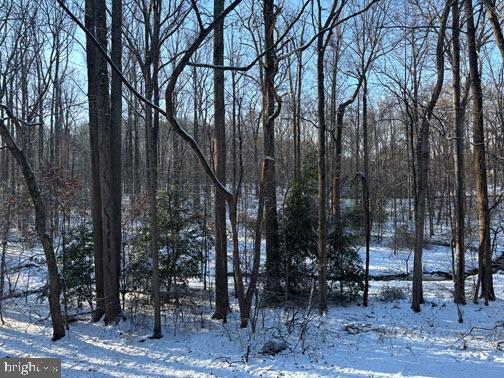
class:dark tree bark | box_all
[361,77,371,307]
[110,0,123,311]
[263,0,282,301]
[212,0,230,321]
[452,0,466,305]
[95,0,122,323]
[464,0,495,303]
[131,0,163,338]
[85,0,105,321]
[0,196,11,324]
[316,37,328,314]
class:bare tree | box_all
[411,0,450,312]
[464,0,495,303]
[212,0,230,321]
[85,0,122,324]
[483,0,504,61]
[451,0,465,305]
[263,0,282,302]
[0,107,65,340]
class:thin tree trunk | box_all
[0,112,65,341]
[452,0,466,305]
[0,201,10,324]
[362,77,371,307]
[316,28,328,314]
[412,1,450,312]
[484,0,504,61]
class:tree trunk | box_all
[0,200,10,324]
[452,0,466,305]
[263,0,282,302]
[96,0,122,323]
[316,31,328,314]
[484,0,504,61]
[0,114,65,341]
[412,1,450,312]
[85,0,105,322]
[464,0,495,303]
[362,77,371,307]
[212,0,230,321]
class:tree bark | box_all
[0,112,65,341]
[85,0,105,322]
[263,0,282,302]
[362,77,371,307]
[464,0,495,303]
[316,26,328,314]
[452,0,466,305]
[484,0,504,61]
[212,0,230,321]
[412,1,450,312]
[96,0,122,323]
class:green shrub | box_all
[280,175,364,302]
[60,224,95,309]
[327,228,364,300]
[280,177,318,298]
[128,191,210,300]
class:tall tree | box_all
[451,0,466,305]
[315,0,342,315]
[85,0,105,321]
[212,0,230,321]
[464,0,495,303]
[263,0,282,301]
[109,0,123,323]
[411,1,450,312]
[85,0,122,323]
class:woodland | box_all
[0,0,503,377]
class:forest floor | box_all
[1,231,503,377]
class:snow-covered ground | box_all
[1,237,503,377]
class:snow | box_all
[1,236,503,377]
[359,239,481,276]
